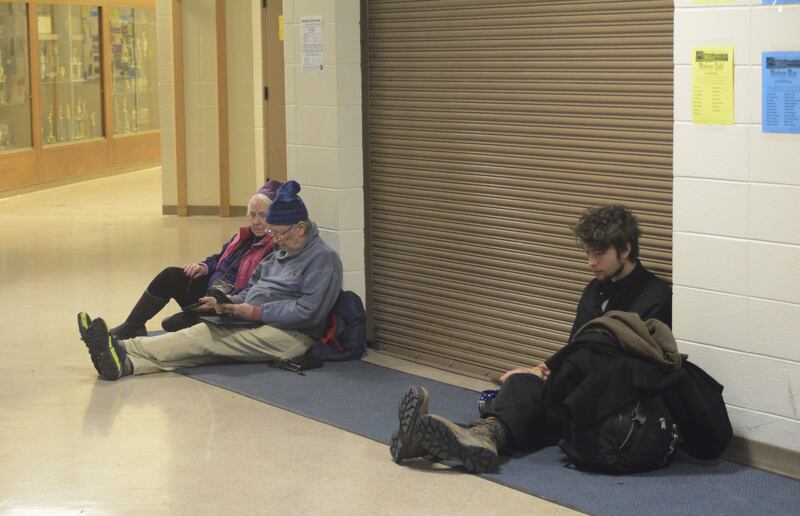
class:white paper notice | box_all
[301,16,324,73]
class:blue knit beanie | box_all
[267,180,309,225]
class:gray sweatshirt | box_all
[234,222,343,339]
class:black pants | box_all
[147,266,209,307]
[485,373,560,451]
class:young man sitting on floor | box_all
[77,180,343,380]
[390,205,673,473]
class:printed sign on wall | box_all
[692,47,735,125]
[762,52,800,134]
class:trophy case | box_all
[110,7,158,135]
[0,3,32,151]
[37,3,103,144]
[0,1,159,195]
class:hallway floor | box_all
[0,168,579,515]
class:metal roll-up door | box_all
[364,0,673,379]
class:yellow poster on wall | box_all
[692,46,734,125]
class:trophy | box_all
[57,105,66,141]
[122,98,131,134]
[48,46,59,80]
[65,105,72,140]
[114,98,121,134]
[45,108,56,143]
[71,48,82,81]
[121,45,132,91]
[74,98,85,139]
[0,122,9,149]
[0,66,6,105]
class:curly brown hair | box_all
[572,205,640,261]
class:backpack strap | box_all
[319,314,344,352]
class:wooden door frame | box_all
[260,0,286,182]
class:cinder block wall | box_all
[283,0,365,300]
[673,0,800,459]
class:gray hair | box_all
[249,193,270,208]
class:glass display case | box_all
[110,7,158,135]
[0,3,32,151]
[37,4,103,144]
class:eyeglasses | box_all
[267,223,299,241]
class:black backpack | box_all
[559,395,678,474]
[308,291,367,361]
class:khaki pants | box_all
[123,322,314,375]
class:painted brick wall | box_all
[674,0,800,452]
[283,0,365,300]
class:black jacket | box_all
[544,327,732,460]
[569,261,672,341]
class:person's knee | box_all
[148,266,188,297]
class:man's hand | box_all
[183,263,207,279]
[219,302,257,320]
[197,296,219,313]
[499,363,551,383]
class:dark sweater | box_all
[568,260,672,342]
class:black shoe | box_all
[108,322,148,339]
[161,311,201,332]
[390,385,429,463]
[77,311,101,371]
[84,316,130,381]
[417,414,498,474]
[77,311,93,343]
[111,291,169,339]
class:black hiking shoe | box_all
[417,414,498,474]
[108,322,147,340]
[77,311,93,343]
[390,385,430,463]
[84,316,130,381]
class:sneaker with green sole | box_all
[84,316,129,381]
[77,311,93,343]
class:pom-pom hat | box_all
[267,180,309,225]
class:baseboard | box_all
[162,205,246,216]
[724,436,800,480]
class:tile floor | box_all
[0,168,581,515]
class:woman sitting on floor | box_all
[108,180,283,338]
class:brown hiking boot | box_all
[417,415,507,473]
[389,385,429,463]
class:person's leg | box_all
[408,373,548,474]
[416,414,507,474]
[390,385,430,463]
[484,372,551,451]
[110,267,206,338]
[123,322,314,375]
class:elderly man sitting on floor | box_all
[77,180,343,380]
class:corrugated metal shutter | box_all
[364,0,673,379]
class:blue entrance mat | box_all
[179,360,799,515]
